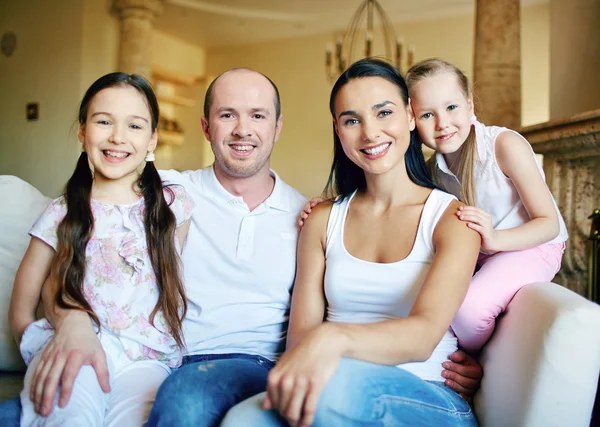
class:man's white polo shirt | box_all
[160,166,307,361]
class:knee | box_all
[221,394,282,427]
[149,369,229,426]
[454,299,498,334]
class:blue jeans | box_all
[147,353,275,427]
[222,358,478,427]
[0,398,21,427]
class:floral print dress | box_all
[20,185,195,368]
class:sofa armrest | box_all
[475,282,600,427]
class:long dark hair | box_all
[325,58,436,199]
[53,72,187,349]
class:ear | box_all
[273,114,283,143]
[78,124,86,144]
[468,94,475,116]
[148,129,158,153]
[201,116,210,140]
[406,101,416,131]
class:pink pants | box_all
[451,242,565,354]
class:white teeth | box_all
[105,151,128,158]
[231,145,253,151]
[363,143,390,155]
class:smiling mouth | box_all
[435,132,456,141]
[360,142,391,155]
[229,144,255,152]
[103,150,130,158]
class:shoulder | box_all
[432,200,480,249]
[494,130,536,175]
[159,168,205,189]
[495,129,530,153]
[300,199,334,242]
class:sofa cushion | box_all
[0,176,49,372]
[475,282,600,427]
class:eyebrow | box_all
[90,112,149,123]
[216,106,271,116]
[338,100,396,118]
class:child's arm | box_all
[8,237,55,344]
[458,131,560,253]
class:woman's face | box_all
[333,76,415,177]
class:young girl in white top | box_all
[9,72,194,426]
[221,59,480,427]
[406,58,567,354]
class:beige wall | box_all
[550,0,600,119]
[0,2,207,196]
[205,4,550,197]
[151,31,207,172]
[0,0,85,197]
[0,3,551,198]
[522,3,550,125]
[80,0,119,95]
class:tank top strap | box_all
[413,189,457,259]
[325,191,356,257]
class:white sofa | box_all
[1,175,599,426]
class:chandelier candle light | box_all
[325,0,414,81]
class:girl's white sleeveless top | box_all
[324,189,458,381]
[434,121,567,244]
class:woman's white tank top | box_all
[324,189,459,381]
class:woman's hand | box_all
[30,311,109,416]
[456,206,498,254]
[265,324,344,427]
[298,197,325,228]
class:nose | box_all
[361,118,379,142]
[435,113,449,130]
[109,125,126,144]
[232,116,252,139]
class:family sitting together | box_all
[2,56,566,426]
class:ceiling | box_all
[156,0,547,49]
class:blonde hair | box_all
[405,58,478,207]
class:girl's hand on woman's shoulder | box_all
[298,197,326,228]
[455,206,499,254]
[264,323,344,427]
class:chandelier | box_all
[325,0,414,81]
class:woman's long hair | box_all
[405,58,478,206]
[324,58,437,200]
[52,72,187,349]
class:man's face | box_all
[202,70,282,179]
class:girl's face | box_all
[333,76,415,177]
[410,72,474,155]
[79,86,157,185]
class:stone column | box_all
[473,0,521,129]
[521,110,600,297]
[112,0,164,78]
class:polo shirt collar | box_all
[201,165,292,212]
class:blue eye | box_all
[344,118,359,126]
[447,105,458,111]
[378,110,392,118]
[130,124,142,130]
[420,113,433,120]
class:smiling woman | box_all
[220,58,481,427]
